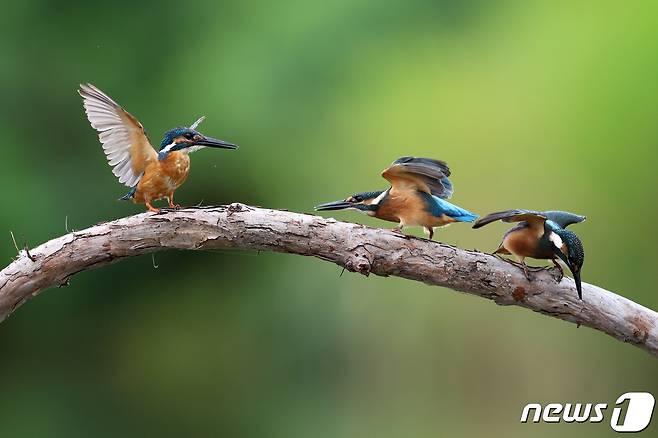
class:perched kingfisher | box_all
[473,210,586,299]
[79,84,238,213]
[315,157,478,239]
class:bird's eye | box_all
[184,132,194,140]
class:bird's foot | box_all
[516,261,535,282]
[496,256,536,281]
[168,203,181,210]
[146,202,161,214]
[425,227,434,240]
[522,265,532,282]
[550,259,564,283]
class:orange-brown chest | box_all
[135,152,191,201]
[159,151,191,186]
[376,189,451,227]
[502,226,544,258]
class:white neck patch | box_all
[160,141,177,155]
[549,231,564,249]
[370,190,388,205]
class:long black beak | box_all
[572,269,582,300]
[195,136,238,150]
[556,251,582,300]
[314,200,355,211]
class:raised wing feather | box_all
[381,156,453,199]
[542,211,586,229]
[79,84,156,187]
[472,209,546,229]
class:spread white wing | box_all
[79,83,157,187]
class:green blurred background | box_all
[1,0,657,436]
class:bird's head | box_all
[545,220,585,299]
[158,117,237,159]
[314,191,384,215]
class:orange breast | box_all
[160,151,191,186]
[133,152,190,202]
[502,227,541,258]
[375,193,403,222]
[377,189,449,227]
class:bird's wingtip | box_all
[78,83,96,97]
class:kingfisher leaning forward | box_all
[315,157,478,239]
[473,209,586,299]
[79,84,237,213]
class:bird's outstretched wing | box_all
[542,211,586,229]
[473,209,546,229]
[79,83,157,187]
[381,156,453,199]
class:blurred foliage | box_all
[0,0,657,436]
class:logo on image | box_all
[520,392,654,432]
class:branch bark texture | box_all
[1,204,656,356]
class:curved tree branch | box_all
[1,204,657,356]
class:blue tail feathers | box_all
[119,187,136,201]
[430,195,478,222]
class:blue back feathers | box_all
[419,192,478,222]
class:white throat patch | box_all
[371,190,387,205]
[549,232,564,249]
[186,145,205,154]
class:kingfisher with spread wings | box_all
[473,210,586,299]
[315,157,478,239]
[79,84,238,213]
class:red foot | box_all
[146,202,161,213]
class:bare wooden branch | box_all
[1,204,656,356]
